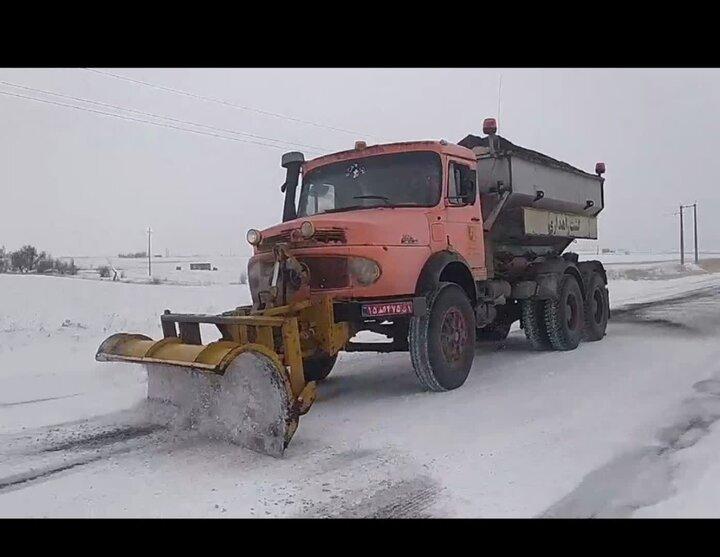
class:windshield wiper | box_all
[353,195,391,205]
[321,205,374,214]
[319,201,422,215]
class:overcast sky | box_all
[1,68,718,257]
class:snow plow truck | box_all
[96,119,609,457]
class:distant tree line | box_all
[118,251,147,259]
[0,245,77,275]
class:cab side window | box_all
[447,162,476,206]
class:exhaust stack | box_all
[281,151,305,222]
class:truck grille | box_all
[299,257,349,290]
[257,228,347,252]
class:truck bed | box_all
[457,134,605,258]
[458,134,596,179]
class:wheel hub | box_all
[440,307,468,363]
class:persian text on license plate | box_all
[361,301,413,318]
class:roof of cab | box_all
[303,140,475,173]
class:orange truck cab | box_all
[246,119,610,391]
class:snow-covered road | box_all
[2,274,720,517]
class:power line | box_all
[0,78,327,153]
[0,89,319,153]
[84,68,379,140]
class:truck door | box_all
[442,159,487,280]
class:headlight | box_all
[348,257,381,286]
[246,229,262,246]
[300,221,315,239]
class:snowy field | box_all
[69,254,251,286]
[2,264,720,517]
[66,251,720,287]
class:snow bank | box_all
[0,274,251,339]
[71,254,250,287]
[609,273,720,308]
[605,260,707,281]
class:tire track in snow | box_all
[0,429,170,495]
[0,433,165,496]
[611,284,720,319]
[245,444,447,518]
[363,477,443,518]
[540,381,720,518]
[0,410,174,495]
[0,455,105,493]
[303,475,443,518]
[0,393,83,408]
[541,289,720,518]
[1,400,181,458]
[611,288,720,337]
[40,424,165,453]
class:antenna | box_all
[497,71,503,125]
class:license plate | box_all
[361,300,413,318]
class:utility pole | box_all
[693,202,699,264]
[147,227,153,277]
[678,203,700,266]
[679,204,685,266]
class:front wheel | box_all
[409,282,476,392]
[302,354,337,382]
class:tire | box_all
[409,282,476,392]
[583,272,609,341]
[302,354,337,382]
[544,274,584,351]
[522,299,552,350]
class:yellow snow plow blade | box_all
[96,297,349,457]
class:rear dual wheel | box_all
[521,298,552,350]
[522,272,608,351]
[583,273,609,341]
[544,274,584,351]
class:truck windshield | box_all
[297,151,442,217]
